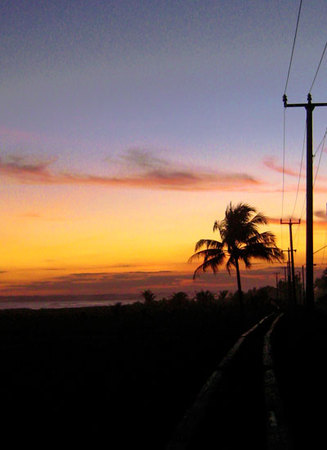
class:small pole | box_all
[280,219,300,306]
[282,249,293,309]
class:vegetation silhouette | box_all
[0,290,277,449]
[315,267,327,295]
[141,289,156,304]
[194,289,216,305]
[189,202,283,319]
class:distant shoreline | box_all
[0,293,138,310]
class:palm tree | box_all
[189,202,283,318]
[141,289,156,304]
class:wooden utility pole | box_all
[283,94,327,310]
[280,219,300,305]
[282,249,292,308]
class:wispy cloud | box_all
[18,212,44,220]
[268,213,327,228]
[0,155,56,183]
[263,156,302,178]
[115,148,169,170]
[0,150,262,192]
[0,126,43,144]
[314,210,327,221]
[0,267,285,296]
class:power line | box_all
[313,128,327,186]
[294,128,327,247]
[281,109,287,249]
[282,0,303,243]
[313,127,327,157]
[281,109,286,219]
[309,40,327,93]
[291,125,306,218]
[284,0,303,95]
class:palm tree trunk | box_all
[234,258,244,320]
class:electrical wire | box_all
[280,109,287,249]
[282,0,303,248]
[294,128,327,249]
[284,0,303,95]
[291,125,306,218]
[281,109,286,219]
[313,128,327,186]
[309,40,327,93]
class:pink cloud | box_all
[0,155,56,183]
[263,157,302,178]
[0,126,43,144]
[0,153,262,192]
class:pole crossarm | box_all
[280,219,301,225]
[283,94,327,109]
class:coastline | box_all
[0,293,138,310]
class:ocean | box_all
[0,294,139,310]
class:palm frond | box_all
[213,220,223,233]
[250,212,268,226]
[240,242,284,263]
[194,239,223,252]
[188,248,225,263]
[241,254,252,269]
[192,253,226,279]
[245,231,278,246]
[226,256,236,275]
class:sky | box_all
[1,0,327,298]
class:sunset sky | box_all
[1,0,327,298]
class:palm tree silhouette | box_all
[189,202,283,318]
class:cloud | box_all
[314,210,327,221]
[266,217,282,225]
[263,157,302,178]
[0,271,191,296]
[0,155,57,183]
[117,148,169,170]
[18,212,42,219]
[0,126,43,144]
[0,267,285,297]
[61,169,260,191]
[0,151,262,192]
[268,213,327,229]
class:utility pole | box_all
[282,249,292,309]
[274,272,280,302]
[280,218,300,305]
[283,94,327,310]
